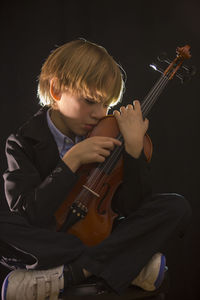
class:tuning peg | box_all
[182,65,197,82]
[188,65,197,77]
[157,52,171,64]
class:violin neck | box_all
[141,74,169,118]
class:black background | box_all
[0,1,200,299]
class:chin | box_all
[75,129,88,137]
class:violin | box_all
[55,45,191,246]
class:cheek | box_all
[72,102,91,118]
[60,101,81,117]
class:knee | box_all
[161,193,192,223]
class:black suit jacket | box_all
[3,107,152,229]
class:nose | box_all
[91,104,107,120]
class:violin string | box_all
[73,146,123,208]
[141,75,169,117]
[73,139,124,206]
[84,136,124,193]
[145,76,169,115]
[73,148,123,205]
[95,142,124,191]
[142,74,166,111]
[74,137,122,203]
[142,76,169,117]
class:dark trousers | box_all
[0,194,191,294]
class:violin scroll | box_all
[161,44,192,80]
[150,45,195,83]
[176,45,191,60]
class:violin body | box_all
[55,115,152,246]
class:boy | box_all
[0,39,191,299]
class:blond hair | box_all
[37,39,125,107]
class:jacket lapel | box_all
[19,107,60,179]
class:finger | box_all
[133,100,141,109]
[91,136,121,146]
[112,138,122,146]
[99,148,111,157]
[95,155,106,163]
[120,106,126,113]
[133,100,143,115]
[113,110,120,118]
[126,104,133,110]
[144,118,149,131]
[109,138,122,146]
[102,139,121,149]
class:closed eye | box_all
[85,99,96,105]
[85,98,111,109]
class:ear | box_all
[50,78,62,101]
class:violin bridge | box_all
[82,185,100,198]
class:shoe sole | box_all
[1,271,14,300]
[154,254,166,289]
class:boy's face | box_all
[51,90,109,140]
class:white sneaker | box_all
[132,252,166,291]
[1,265,64,300]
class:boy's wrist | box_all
[125,142,143,159]
[62,151,81,173]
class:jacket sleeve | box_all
[112,149,152,217]
[3,134,78,227]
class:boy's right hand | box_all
[62,136,122,173]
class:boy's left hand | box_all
[113,100,149,159]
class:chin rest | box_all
[61,271,169,300]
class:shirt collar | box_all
[46,108,85,157]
